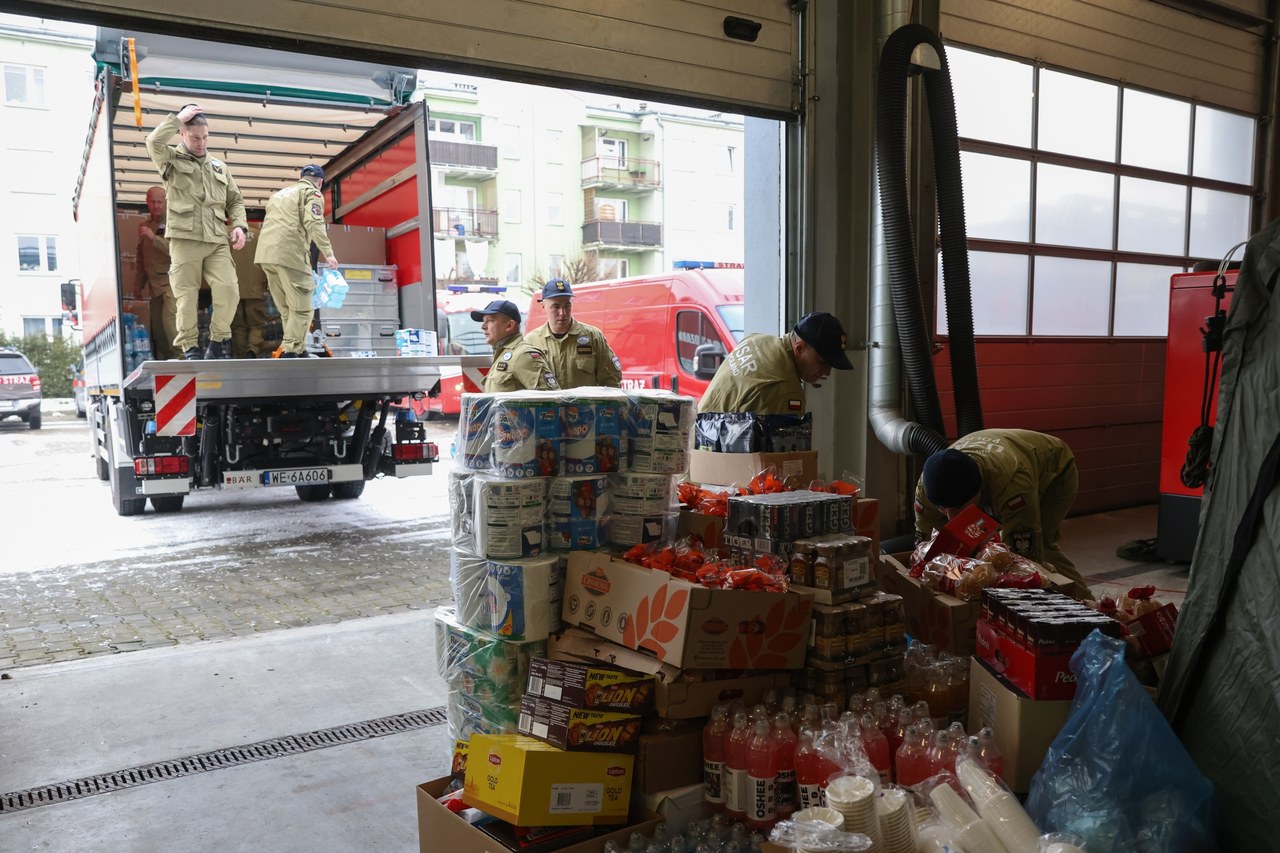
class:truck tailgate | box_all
[123,356,458,401]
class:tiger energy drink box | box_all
[525,657,656,714]
[517,694,643,754]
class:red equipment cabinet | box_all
[1157,270,1235,562]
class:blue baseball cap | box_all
[470,300,521,323]
[794,311,853,370]
[301,164,325,179]
[539,278,573,301]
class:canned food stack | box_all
[723,490,855,557]
[796,590,907,710]
[788,533,875,600]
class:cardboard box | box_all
[688,450,819,488]
[974,619,1076,701]
[327,224,387,266]
[548,627,793,719]
[517,694,643,753]
[920,504,1000,562]
[562,551,812,669]
[968,657,1073,794]
[1125,602,1178,658]
[462,735,634,826]
[417,777,659,853]
[676,510,724,551]
[633,728,703,795]
[853,498,880,561]
[636,782,705,825]
[526,657,656,714]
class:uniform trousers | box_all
[170,238,239,350]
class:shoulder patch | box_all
[1009,529,1034,555]
[310,203,322,216]
[788,399,803,411]
[611,354,621,370]
[210,160,224,174]
[577,335,590,345]
[1006,495,1027,512]
[494,360,508,372]
[502,351,514,362]
[545,373,559,388]
[529,351,543,360]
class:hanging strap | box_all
[1172,429,1280,726]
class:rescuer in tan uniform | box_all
[135,186,177,360]
[230,225,269,357]
[145,103,247,360]
[698,311,853,415]
[473,300,558,393]
[255,164,338,358]
[914,429,1089,597]
[524,278,622,389]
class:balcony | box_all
[433,207,499,241]
[580,156,662,193]
[428,139,499,180]
[582,219,663,252]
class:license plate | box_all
[262,467,330,486]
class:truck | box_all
[523,262,745,400]
[63,31,458,516]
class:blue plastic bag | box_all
[1025,631,1217,852]
[311,269,349,309]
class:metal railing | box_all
[427,139,498,171]
[580,156,662,188]
[432,207,499,238]
[582,219,662,247]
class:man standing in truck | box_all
[145,103,248,360]
[524,278,623,389]
[136,187,177,360]
[473,300,558,392]
[255,164,339,358]
[698,311,853,414]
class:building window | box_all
[17,235,57,273]
[427,117,477,142]
[548,255,565,278]
[596,198,627,221]
[946,44,1257,338]
[22,317,48,338]
[546,193,563,226]
[598,258,628,279]
[4,65,45,107]
[598,136,627,169]
[726,204,737,232]
[502,189,521,223]
[505,253,522,284]
[726,146,737,174]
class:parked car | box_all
[0,347,42,429]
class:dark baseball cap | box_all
[470,300,521,323]
[539,278,573,301]
[300,164,325,179]
[922,448,982,508]
[794,311,853,370]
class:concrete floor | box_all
[0,503,1184,851]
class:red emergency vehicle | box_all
[524,262,745,402]
[420,285,529,417]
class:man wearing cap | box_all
[524,278,622,389]
[697,312,853,415]
[135,186,177,360]
[474,300,559,393]
[256,164,338,358]
[145,103,248,359]
[914,429,1089,597]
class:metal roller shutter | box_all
[940,0,1267,114]
[9,0,800,116]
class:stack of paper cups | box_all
[473,474,547,559]
[609,471,676,548]
[957,760,1041,853]
[928,784,1007,853]
[823,776,882,851]
[790,806,845,853]
[875,789,916,853]
[549,475,610,550]
[627,390,694,474]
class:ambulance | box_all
[524,262,745,402]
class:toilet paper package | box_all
[609,471,679,548]
[472,473,548,559]
[491,392,561,479]
[560,392,627,475]
[486,554,562,641]
[627,390,695,474]
[433,606,546,705]
[457,393,494,471]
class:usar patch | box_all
[311,203,322,216]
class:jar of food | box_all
[813,544,841,591]
[789,541,815,587]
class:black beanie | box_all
[922,448,982,508]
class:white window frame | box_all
[17,234,58,273]
[505,253,522,284]
[598,136,628,169]
[4,64,46,108]
[546,192,564,226]
[502,189,522,224]
[427,117,477,142]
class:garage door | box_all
[941,0,1267,114]
[10,0,799,117]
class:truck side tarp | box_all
[1157,217,1280,850]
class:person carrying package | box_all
[914,429,1091,597]
[145,103,248,360]
[698,311,853,414]
[524,278,622,389]
[473,300,559,392]
[256,164,339,358]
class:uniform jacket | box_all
[697,333,805,415]
[484,333,558,393]
[145,114,247,244]
[524,319,622,389]
[135,216,170,297]
[913,428,1076,563]
[255,179,336,273]
[231,229,268,299]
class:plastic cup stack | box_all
[824,775,882,851]
[1043,845,1086,853]
[790,806,845,853]
[928,783,1008,853]
[875,789,915,853]
[957,759,1041,853]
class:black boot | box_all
[205,339,232,360]
[183,347,204,360]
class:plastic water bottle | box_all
[977,726,1005,778]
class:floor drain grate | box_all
[0,706,446,814]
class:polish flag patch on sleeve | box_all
[788,399,802,411]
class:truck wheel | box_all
[28,413,41,430]
[150,495,185,513]
[96,452,110,482]
[295,484,332,502]
[109,463,146,516]
[331,480,366,500]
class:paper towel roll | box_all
[457,393,494,470]
[627,391,694,475]
[549,475,611,550]
[450,547,489,630]
[485,554,560,641]
[448,469,477,553]
[560,392,627,475]
[473,473,547,559]
[491,392,560,478]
